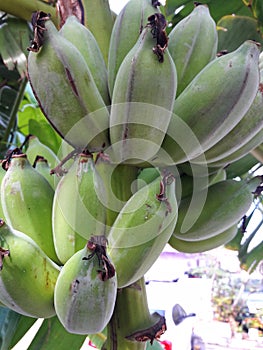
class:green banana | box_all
[172,177,260,242]
[108,172,178,288]
[225,153,259,179]
[52,153,106,264]
[168,3,218,96]
[169,224,238,253]
[59,15,110,106]
[27,19,110,152]
[25,135,60,169]
[0,220,60,318]
[34,156,59,190]
[109,24,177,164]
[81,0,115,64]
[194,62,263,164]
[151,40,260,166]
[207,126,263,167]
[54,236,117,334]
[107,0,160,96]
[1,154,59,263]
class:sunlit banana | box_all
[59,15,110,106]
[25,134,60,169]
[108,172,178,288]
[0,220,60,318]
[81,0,115,64]
[54,235,117,334]
[151,40,260,166]
[107,0,160,96]
[27,19,109,152]
[52,153,106,264]
[169,223,238,253]
[172,177,261,242]
[1,153,59,263]
[168,3,218,95]
[109,23,177,164]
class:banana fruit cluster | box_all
[0,0,262,345]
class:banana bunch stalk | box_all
[1,1,262,348]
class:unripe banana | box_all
[109,24,177,164]
[152,40,260,166]
[107,0,160,96]
[168,3,218,96]
[207,126,263,167]
[27,19,109,152]
[81,0,115,64]
[54,236,117,334]
[172,177,260,242]
[225,153,258,179]
[52,153,106,264]
[195,62,263,164]
[25,135,59,169]
[169,223,238,253]
[59,16,110,106]
[34,156,59,190]
[1,154,59,263]
[0,220,60,318]
[108,172,178,288]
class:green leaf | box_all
[165,0,252,29]
[217,15,263,52]
[17,103,62,154]
[88,329,107,349]
[0,17,30,79]
[28,316,86,350]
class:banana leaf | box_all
[217,15,263,52]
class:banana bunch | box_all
[2,0,262,345]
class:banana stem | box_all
[103,278,151,350]
[0,0,58,26]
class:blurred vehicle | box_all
[246,291,263,316]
